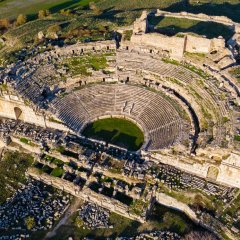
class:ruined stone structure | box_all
[133,10,148,35]
[130,10,237,65]
[28,169,145,223]
[0,93,69,131]
[155,10,236,27]
[150,152,240,189]
[0,29,240,189]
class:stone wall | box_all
[185,35,211,54]
[130,10,234,60]
[54,40,116,56]
[0,94,70,131]
[151,152,240,188]
[131,30,227,60]
[133,10,148,34]
[156,10,236,27]
[131,33,185,59]
[0,95,46,126]
[155,192,199,222]
[28,169,145,223]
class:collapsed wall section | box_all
[131,33,185,59]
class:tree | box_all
[193,194,204,209]
[25,216,35,230]
[0,18,10,29]
[16,14,27,26]
[38,9,50,19]
[47,24,61,33]
[46,24,61,39]
[89,2,102,15]
[75,216,84,228]
[60,9,71,16]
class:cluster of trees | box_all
[60,9,72,16]
[1,2,102,32]
[0,14,27,30]
[0,3,105,42]
[0,9,51,31]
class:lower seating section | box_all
[74,84,116,118]
[51,84,186,150]
[149,120,182,149]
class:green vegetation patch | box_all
[82,118,144,151]
[148,16,233,40]
[0,83,8,91]
[222,116,230,124]
[234,135,240,141]
[162,57,208,79]
[44,154,64,167]
[42,165,53,174]
[0,151,33,203]
[63,53,110,76]
[51,167,64,177]
[59,211,141,239]
[123,30,133,41]
[184,63,209,79]
[129,199,148,216]
[20,137,37,147]
[169,1,240,23]
[49,117,62,124]
[148,203,197,235]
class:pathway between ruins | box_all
[44,198,82,239]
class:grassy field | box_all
[63,53,110,76]
[1,0,240,22]
[0,150,33,203]
[0,0,95,19]
[82,118,144,151]
[149,16,234,40]
[166,0,240,23]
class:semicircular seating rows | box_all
[51,84,187,150]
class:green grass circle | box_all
[82,118,144,151]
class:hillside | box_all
[0,0,240,22]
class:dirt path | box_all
[44,197,82,240]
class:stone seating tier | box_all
[51,84,186,151]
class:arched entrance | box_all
[14,107,22,120]
[207,166,219,181]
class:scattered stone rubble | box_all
[153,162,235,200]
[0,178,70,231]
[0,118,63,143]
[119,231,181,240]
[0,234,30,240]
[79,203,110,229]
